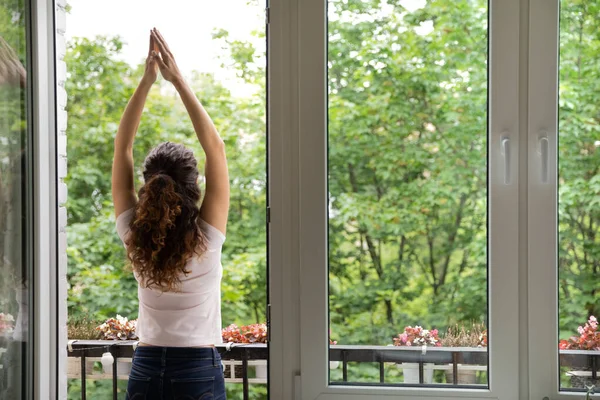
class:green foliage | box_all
[67,378,127,400]
[226,385,268,400]
[328,0,488,343]
[557,0,600,335]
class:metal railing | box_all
[560,349,600,392]
[330,344,488,388]
[65,341,600,399]
[66,340,268,400]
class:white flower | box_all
[0,313,15,322]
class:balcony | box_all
[65,341,600,399]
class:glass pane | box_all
[327,0,489,387]
[65,1,267,398]
[0,0,31,398]
[557,0,600,392]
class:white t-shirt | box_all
[116,208,225,347]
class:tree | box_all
[327,0,488,344]
[557,0,600,335]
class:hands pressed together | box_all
[143,28,183,86]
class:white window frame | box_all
[526,0,596,399]
[279,0,524,398]
[30,0,60,398]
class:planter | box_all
[398,363,434,384]
[224,360,268,380]
[102,359,132,376]
[66,357,96,377]
[117,359,132,375]
[255,362,267,379]
[444,364,478,385]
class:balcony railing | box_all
[65,341,600,399]
[66,340,268,400]
[330,344,488,388]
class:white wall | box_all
[55,0,69,398]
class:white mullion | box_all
[486,0,522,396]
[268,0,303,397]
[526,0,567,399]
[297,0,328,396]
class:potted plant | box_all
[559,316,600,389]
[441,323,487,384]
[96,315,138,375]
[222,323,268,380]
[393,326,441,384]
[96,314,139,341]
[222,323,268,344]
[66,314,101,377]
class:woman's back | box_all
[117,208,226,346]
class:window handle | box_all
[501,136,511,185]
[538,135,549,184]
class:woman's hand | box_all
[151,28,184,85]
[142,32,159,85]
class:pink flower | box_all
[559,340,569,350]
[222,323,268,344]
[559,316,599,351]
[393,325,441,347]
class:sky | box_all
[65,0,429,93]
[66,0,266,92]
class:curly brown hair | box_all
[126,142,208,291]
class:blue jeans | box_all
[126,346,226,400]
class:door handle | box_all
[538,135,549,184]
[501,136,511,185]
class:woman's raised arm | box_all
[152,29,230,235]
[112,32,158,218]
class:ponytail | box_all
[134,174,182,256]
[126,173,207,291]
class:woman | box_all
[112,29,229,400]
